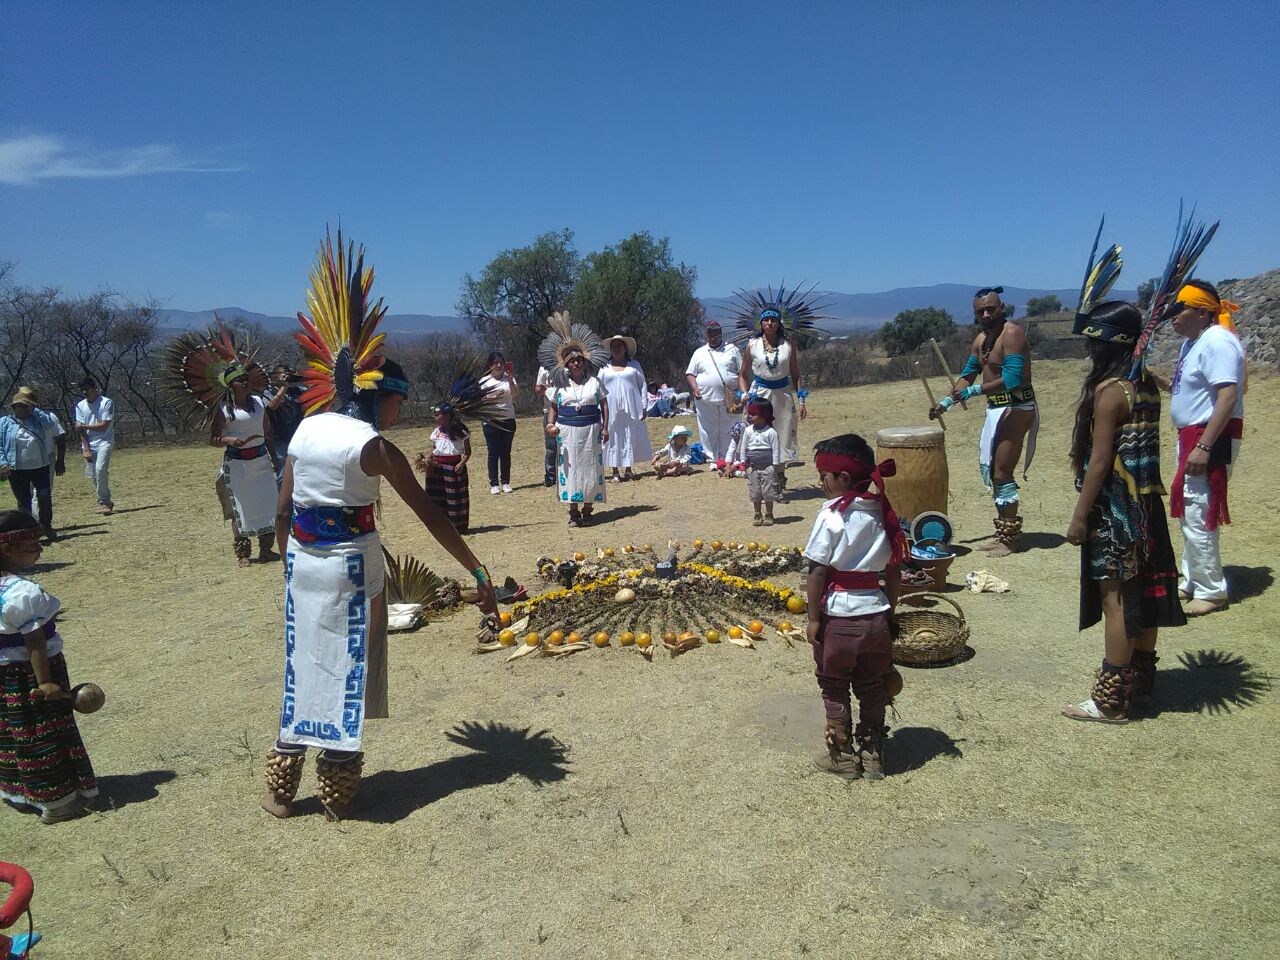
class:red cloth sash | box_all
[814,452,907,563]
[1169,418,1242,531]
[821,568,882,604]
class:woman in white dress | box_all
[599,334,651,482]
[209,368,280,566]
[547,347,610,526]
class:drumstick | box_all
[929,338,967,410]
[913,361,945,431]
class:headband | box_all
[746,401,773,422]
[218,363,249,388]
[814,452,907,563]
[1176,286,1241,335]
[759,309,781,321]
[0,527,42,545]
[379,376,410,397]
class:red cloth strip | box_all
[813,452,907,563]
[1169,418,1242,531]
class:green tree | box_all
[456,229,580,370]
[1137,277,1157,311]
[877,307,956,356]
[569,232,701,383]
[1025,295,1063,317]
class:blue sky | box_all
[3,1,1276,316]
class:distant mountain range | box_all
[158,283,1137,338]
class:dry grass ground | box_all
[5,360,1277,959]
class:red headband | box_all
[0,527,42,545]
[747,402,773,422]
[815,452,906,563]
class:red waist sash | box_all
[1170,418,1243,531]
[822,568,881,602]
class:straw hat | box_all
[9,386,38,408]
[606,333,637,358]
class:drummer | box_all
[929,286,1037,555]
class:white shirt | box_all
[221,396,269,444]
[289,412,381,509]
[685,342,742,403]
[803,498,892,616]
[1170,324,1246,428]
[741,424,781,466]
[478,375,516,420]
[431,426,468,457]
[75,396,115,447]
[536,366,561,413]
[0,574,63,663]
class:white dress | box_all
[747,338,799,463]
[599,361,652,468]
[218,396,278,538]
[554,377,607,506]
[279,412,384,752]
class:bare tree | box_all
[0,263,60,405]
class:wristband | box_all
[1194,441,1212,453]
[961,384,983,400]
[471,566,491,585]
[939,396,955,412]
[796,388,809,401]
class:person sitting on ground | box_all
[652,425,695,478]
[803,433,904,781]
[741,400,783,525]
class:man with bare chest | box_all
[930,286,1039,554]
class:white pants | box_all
[84,442,113,505]
[1178,441,1238,602]
[694,398,736,462]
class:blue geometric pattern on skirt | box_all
[281,552,296,730]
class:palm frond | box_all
[382,548,447,607]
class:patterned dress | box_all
[1078,375,1186,632]
[554,377,607,506]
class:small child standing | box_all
[803,434,905,780]
[422,405,472,534]
[742,401,783,525]
[0,510,97,822]
[652,425,695,478]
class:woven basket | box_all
[892,593,969,666]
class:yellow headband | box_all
[1176,285,1241,335]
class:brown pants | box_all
[812,611,893,728]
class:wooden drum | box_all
[875,426,948,523]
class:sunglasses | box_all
[975,286,1004,297]
[566,356,585,363]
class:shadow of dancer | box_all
[349,721,571,823]
[884,727,965,776]
[95,769,178,811]
[1224,565,1273,604]
[1146,649,1272,717]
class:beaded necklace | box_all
[761,336,782,372]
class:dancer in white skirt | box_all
[260,233,499,822]
[599,333,651,482]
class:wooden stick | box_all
[929,338,967,410]
[914,361,945,431]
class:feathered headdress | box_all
[536,310,609,370]
[161,318,269,423]
[725,282,832,342]
[1071,216,1128,341]
[433,356,513,425]
[1131,203,1219,377]
[294,229,390,416]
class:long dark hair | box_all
[352,358,408,425]
[1069,302,1142,475]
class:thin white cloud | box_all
[0,133,246,186]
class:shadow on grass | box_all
[595,504,660,523]
[1225,565,1273,604]
[781,486,827,503]
[58,521,108,533]
[885,726,965,776]
[54,529,108,542]
[108,504,162,515]
[1148,649,1272,717]
[349,721,571,824]
[768,515,805,524]
[467,522,543,534]
[97,769,178,810]
[31,560,75,573]
[1019,531,1068,551]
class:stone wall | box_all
[1148,268,1280,369]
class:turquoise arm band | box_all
[1002,354,1026,390]
[960,354,980,379]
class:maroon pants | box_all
[812,611,893,728]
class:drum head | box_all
[876,425,945,447]
[910,511,953,545]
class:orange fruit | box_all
[566,631,582,644]
[778,620,794,633]
[693,539,705,548]
[746,541,758,552]
[636,632,653,648]
[758,542,769,551]
[727,541,739,550]
[641,543,653,553]
[727,626,743,639]
[547,630,565,646]
[662,630,677,644]
[786,596,806,615]
[574,551,586,562]
[524,631,541,646]
[619,631,636,646]
[623,544,635,553]
[710,540,723,550]
[499,611,512,627]
[705,629,721,644]
[593,631,610,647]
[603,547,616,557]
[497,628,516,646]
[748,620,765,635]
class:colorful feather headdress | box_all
[1071,216,1127,341]
[725,282,832,342]
[1130,203,1219,377]
[536,310,610,370]
[294,229,389,416]
[161,318,269,423]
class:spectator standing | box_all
[685,319,743,462]
[265,365,306,477]
[0,387,67,542]
[73,377,114,514]
[477,352,518,494]
[535,365,562,487]
[599,334,651,482]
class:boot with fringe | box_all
[234,536,252,567]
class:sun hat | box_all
[9,386,38,408]
[606,333,637,358]
[668,425,692,442]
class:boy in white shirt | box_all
[803,433,905,780]
[741,400,783,525]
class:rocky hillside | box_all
[1149,268,1280,368]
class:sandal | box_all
[1061,698,1128,724]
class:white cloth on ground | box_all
[802,498,892,617]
